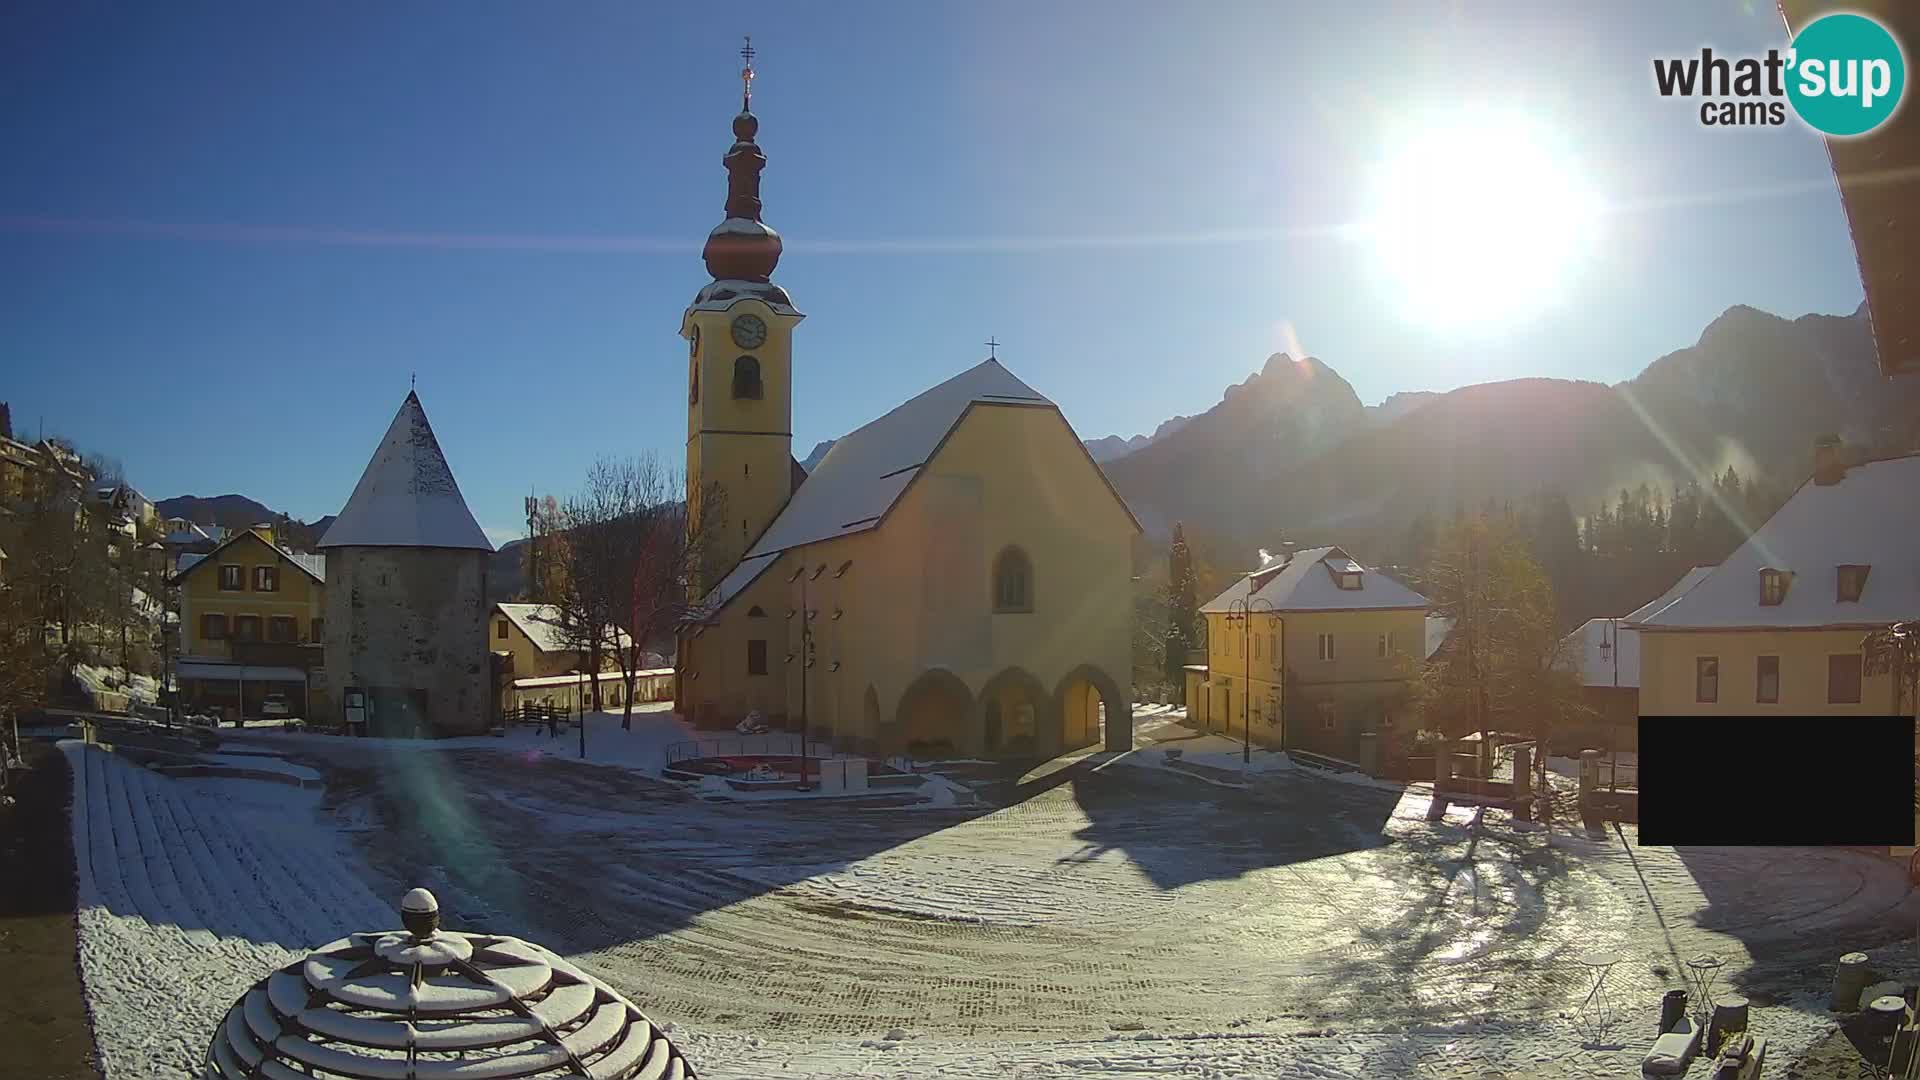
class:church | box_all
[674,50,1139,760]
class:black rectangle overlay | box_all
[1636,716,1913,846]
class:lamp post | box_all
[1226,597,1278,765]
[788,556,816,791]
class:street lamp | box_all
[1226,597,1278,765]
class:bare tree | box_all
[1418,514,1592,793]
[549,456,725,730]
[614,459,724,730]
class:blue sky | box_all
[0,2,1867,543]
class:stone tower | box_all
[318,391,494,737]
[681,41,805,595]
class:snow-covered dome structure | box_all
[201,888,697,1079]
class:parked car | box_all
[261,694,290,718]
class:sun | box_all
[1364,107,1600,328]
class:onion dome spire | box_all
[701,36,783,285]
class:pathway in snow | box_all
[61,722,1920,1079]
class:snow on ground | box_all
[61,741,394,1078]
[58,714,1917,1080]
[75,663,161,705]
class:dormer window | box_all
[1837,564,1871,603]
[1325,556,1365,591]
[1759,568,1791,606]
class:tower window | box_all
[689,356,699,405]
[747,639,768,676]
[993,546,1033,613]
[732,355,763,400]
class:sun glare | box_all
[1365,108,1600,328]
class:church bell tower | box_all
[682,38,804,595]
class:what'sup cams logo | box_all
[1655,11,1906,136]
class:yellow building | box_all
[1189,546,1429,765]
[674,72,1140,759]
[491,603,670,713]
[1631,451,1918,718]
[172,524,328,721]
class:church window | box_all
[689,356,699,405]
[747,639,768,676]
[496,619,508,640]
[747,605,766,617]
[993,546,1033,613]
[732,355,763,400]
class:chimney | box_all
[1812,435,1847,486]
[250,522,275,547]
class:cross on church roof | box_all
[740,36,756,110]
[985,337,1001,359]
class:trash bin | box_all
[1660,989,1688,1035]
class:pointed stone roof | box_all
[318,392,493,551]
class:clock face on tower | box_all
[730,314,768,349]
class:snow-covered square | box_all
[60,707,1920,1078]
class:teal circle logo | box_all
[1787,13,1906,137]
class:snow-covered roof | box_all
[745,359,1051,559]
[496,603,634,654]
[698,552,779,617]
[286,550,327,582]
[1632,453,1920,630]
[1560,568,1711,687]
[695,357,1139,614]
[170,529,324,584]
[318,391,492,552]
[1202,546,1430,613]
[164,523,215,545]
[688,278,798,316]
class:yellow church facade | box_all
[672,68,1139,759]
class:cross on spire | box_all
[985,337,1001,359]
[740,35,756,110]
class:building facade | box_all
[1190,546,1429,765]
[318,392,494,738]
[674,71,1139,759]
[1631,448,1919,719]
[171,524,327,721]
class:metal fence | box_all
[663,733,847,766]
[1595,755,1638,792]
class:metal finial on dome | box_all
[400,887,439,938]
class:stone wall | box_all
[323,547,490,737]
